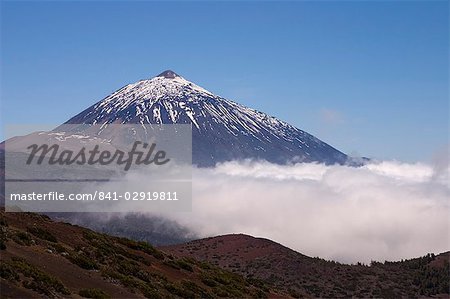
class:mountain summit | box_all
[66,70,349,166]
[157,70,180,79]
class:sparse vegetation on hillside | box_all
[163,234,450,299]
[2,257,70,297]
[0,210,278,299]
[1,210,448,299]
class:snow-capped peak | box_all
[87,70,215,118]
[66,70,349,166]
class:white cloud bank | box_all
[159,160,449,264]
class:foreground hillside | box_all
[1,210,448,299]
[162,234,449,298]
[0,210,285,299]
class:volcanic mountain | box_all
[65,70,349,167]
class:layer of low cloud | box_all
[157,159,449,264]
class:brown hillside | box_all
[162,234,449,298]
[0,211,287,299]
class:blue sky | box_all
[1,1,448,162]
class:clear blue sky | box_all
[1,1,448,162]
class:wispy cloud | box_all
[319,108,345,125]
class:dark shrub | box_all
[27,226,57,243]
[79,288,111,299]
